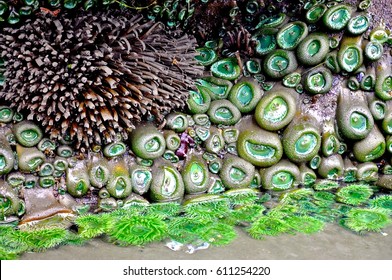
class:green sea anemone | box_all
[317,154,344,180]
[284,215,324,234]
[74,214,111,239]
[336,89,374,141]
[183,195,230,220]
[313,180,340,191]
[167,217,207,245]
[237,129,283,168]
[15,228,69,252]
[313,191,336,204]
[145,202,182,219]
[108,215,168,246]
[248,216,291,239]
[229,204,265,224]
[370,195,392,212]
[260,160,300,191]
[220,155,255,189]
[254,87,298,131]
[342,208,391,233]
[223,188,259,207]
[336,184,373,206]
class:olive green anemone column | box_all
[204,127,225,155]
[303,65,333,95]
[276,21,308,50]
[0,180,21,217]
[343,157,358,183]
[317,154,344,180]
[107,159,132,199]
[375,54,392,101]
[260,160,300,191]
[336,89,374,140]
[305,4,328,24]
[376,175,392,190]
[387,135,392,154]
[321,120,341,157]
[187,86,212,114]
[210,58,241,81]
[7,171,25,188]
[367,92,386,121]
[299,163,317,187]
[0,131,15,175]
[163,130,181,151]
[322,4,353,31]
[0,106,14,123]
[220,155,255,189]
[324,50,341,74]
[370,25,390,44]
[129,164,152,196]
[66,160,91,198]
[353,125,386,162]
[282,71,302,88]
[255,13,288,30]
[207,100,241,126]
[182,154,209,194]
[254,87,298,131]
[196,76,233,100]
[88,153,110,189]
[297,33,329,66]
[228,78,263,113]
[195,47,218,66]
[282,115,321,164]
[16,145,45,173]
[337,36,364,73]
[347,13,370,35]
[149,160,185,202]
[381,101,392,134]
[252,28,278,56]
[364,41,383,62]
[165,113,189,133]
[12,120,43,147]
[103,141,127,158]
[237,129,283,168]
[357,162,379,183]
[37,138,56,153]
[361,66,376,91]
[245,58,263,75]
[263,50,298,79]
[129,125,166,160]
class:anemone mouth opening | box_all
[245,141,276,160]
[295,133,318,155]
[271,171,294,190]
[264,97,288,122]
[350,112,368,133]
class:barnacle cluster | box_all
[0,10,202,150]
[0,0,392,259]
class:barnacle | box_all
[0,10,202,151]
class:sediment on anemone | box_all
[0,10,202,151]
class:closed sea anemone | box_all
[0,10,202,151]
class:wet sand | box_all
[21,224,392,260]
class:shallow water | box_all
[21,224,391,260]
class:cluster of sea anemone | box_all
[0,0,391,259]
